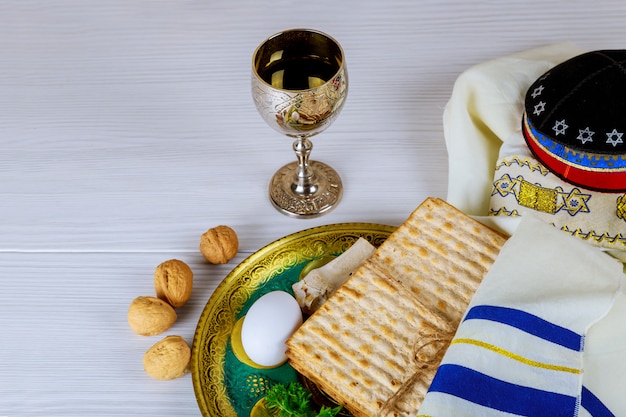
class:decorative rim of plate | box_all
[191,222,395,417]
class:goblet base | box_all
[269,160,343,219]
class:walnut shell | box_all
[128,296,177,336]
[200,225,238,264]
[154,259,193,308]
[143,335,191,380]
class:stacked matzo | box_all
[286,198,507,417]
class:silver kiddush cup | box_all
[252,28,348,218]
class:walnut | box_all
[143,335,191,380]
[200,225,238,264]
[128,296,177,336]
[154,259,193,308]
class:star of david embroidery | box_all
[553,119,568,136]
[531,85,544,98]
[606,129,624,147]
[577,127,594,144]
[492,173,518,198]
[533,101,546,116]
[557,187,591,216]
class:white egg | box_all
[241,290,303,367]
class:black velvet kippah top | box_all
[523,50,626,192]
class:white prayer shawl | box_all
[417,216,622,417]
[440,43,626,416]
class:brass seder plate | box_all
[191,223,395,417]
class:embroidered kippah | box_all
[523,50,626,192]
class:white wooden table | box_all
[2,1,625,415]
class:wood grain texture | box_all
[2,0,626,415]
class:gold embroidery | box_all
[495,155,550,175]
[616,195,626,221]
[560,225,626,248]
[492,173,518,197]
[491,155,626,250]
[489,206,521,217]
[451,338,581,374]
[557,187,591,216]
[518,180,558,214]
[492,173,591,216]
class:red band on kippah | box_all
[523,121,626,192]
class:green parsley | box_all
[264,381,343,417]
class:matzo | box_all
[285,197,507,417]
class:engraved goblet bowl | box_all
[252,28,348,218]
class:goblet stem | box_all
[292,136,318,196]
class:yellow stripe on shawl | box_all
[450,338,581,374]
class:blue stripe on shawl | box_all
[463,305,583,351]
[582,386,616,417]
[428,364,577,417]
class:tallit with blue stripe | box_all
[416,215,622,417]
